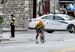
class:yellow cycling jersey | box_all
[35,20,44,28]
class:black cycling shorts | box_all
[36,27,44,33]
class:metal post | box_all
[53,0,55,19]
[38,2,40,15]
[33,0,37,18]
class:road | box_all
[0,30,75,52]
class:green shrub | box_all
[0,16,3,24]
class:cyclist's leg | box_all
[40,34,44,43]
[40,27,45,43]
[36,33,39,40]
[35,28,40,43]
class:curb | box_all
[0,37,9,42]
[2,30,28,32]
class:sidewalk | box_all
[0,27,29,42]
[0,30,35,44]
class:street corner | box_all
[53,48,75,52]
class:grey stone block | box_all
[0,0,33,30]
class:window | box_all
[55,16,65,20]
[41,16,48,19]
[65,15,73,20]
[47,15,53,19]
[42,15,53,20]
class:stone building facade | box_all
[0,0,33,30]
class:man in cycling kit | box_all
[35,20,45,44]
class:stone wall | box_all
[0,0,33,30]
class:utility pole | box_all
[33,0,37,18]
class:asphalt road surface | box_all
[0,30,75,52]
